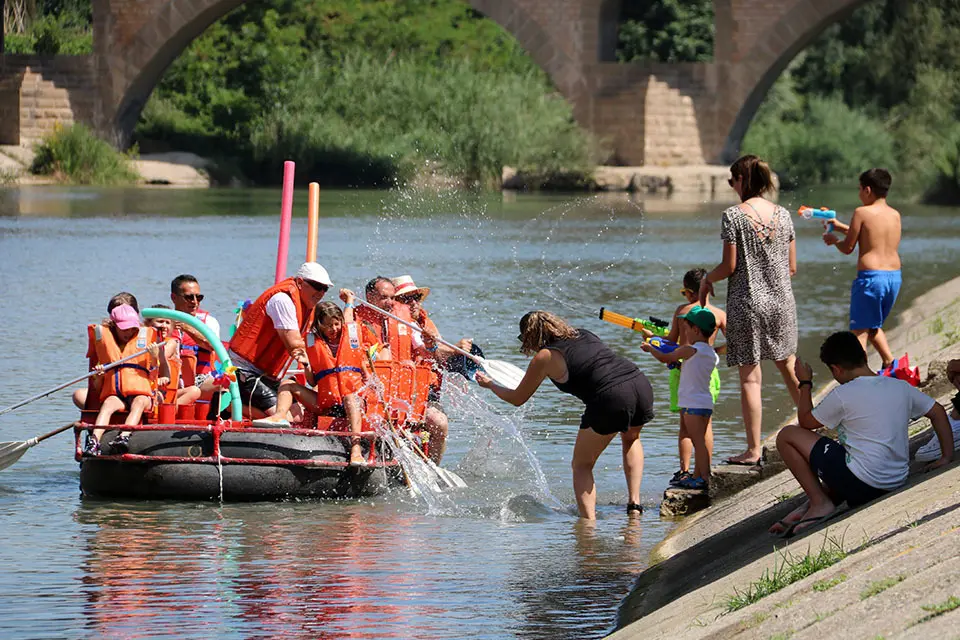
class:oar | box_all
[0,422,78,471]
[357,300,526,390]
[0,344,163,417]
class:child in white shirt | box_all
[643,306,719,490]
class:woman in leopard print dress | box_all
[699,155,801,465]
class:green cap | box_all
[678,305,716,335]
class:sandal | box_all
[669,470,693,487]
[109,433,130,454]
[626,503,643,514]
[83,435,100,457]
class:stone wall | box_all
[0,56,97,145]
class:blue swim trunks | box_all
[849,270,902,330]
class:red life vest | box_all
[356,305,412,363]
[306,321,367,413]
[175,309,217,386]
[94,325,156,401]
[230,279,314,379]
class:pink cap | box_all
[110,304,141,330]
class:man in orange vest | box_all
[227,262,333,418]
[169,274,221,387]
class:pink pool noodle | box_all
[275,160,295,284]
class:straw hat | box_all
[391,275,430,300]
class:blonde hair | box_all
[730,154,775,201]
[518,311,579,356]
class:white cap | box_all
[295,262,333,287]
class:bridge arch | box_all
[103,0,583,145]
[717,0,875,162]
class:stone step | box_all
[659,452,788,517]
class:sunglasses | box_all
[680,287,695,296]
[179,293,204,302]
[397,294,422,304]
[305,280,329,293]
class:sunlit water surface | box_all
[1,186,958,639]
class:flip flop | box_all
[768,518,794,536]
[724,457,761,466]
[251,418,290,428]
[780,510,841,539]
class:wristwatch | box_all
[798,379,813,388]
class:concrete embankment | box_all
[611,275,960,639]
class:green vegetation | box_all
[860,575,905,600]
[812,574,847,592]
[31,123,140,185]
[724,540,847,612]
[616,0,713,63]
[914,595,960,624]
[2,0,92,54]
[136,0,593,187]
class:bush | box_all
[926,127,960,204]
[744,93,896,190]
[248,54,594,187]
[31,123,140,185]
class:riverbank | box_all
[611,275,960,638]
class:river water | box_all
[0,185,958,639]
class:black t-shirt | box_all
[546,329,640,405]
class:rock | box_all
[593,167,635,191]
[660,487,710,517]
[920,360,956,399]
[134,153,212,187]
[630,174,672,195]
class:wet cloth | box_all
[546,329,654,434]
[669,365,720,412]
[849,269,902,330]
[720,203,798,367]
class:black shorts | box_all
[809,436,889,507]
[580,374,655,436]
[235,368,281,414]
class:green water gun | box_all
[599,308,670,337]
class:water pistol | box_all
[598,307,669,337]
[797,206,836,233]
[646,335,681,369]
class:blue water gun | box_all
[798,206,836,233]
[647,336,681,370]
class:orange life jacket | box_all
[356,305,412,363]
[153,339,181,404]
[229,279,314,379]
[175,309,217,386]
[94,325,156,401]
[416,310,443,392]
[306,322,367,413]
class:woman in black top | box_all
[477,311,654,520]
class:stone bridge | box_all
[0,0,871,166]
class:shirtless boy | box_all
[824,168,901,368]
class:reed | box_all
[31,123,140,186]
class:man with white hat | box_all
[228,262,333,419]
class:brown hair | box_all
[859,168,892,198]
[107,292,139,313]
[312,301,344,335]
[518,311,579,356]
[730,155,775,201]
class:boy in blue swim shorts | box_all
[824,169,902,369]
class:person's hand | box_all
[794,356,813,383]
[291,348,309,369]
[339,288,355,304]
[147,343,162,358]
[156,376,170,389]
[698,278,714,306]
[822,233,839,246]
[455,338,473,351]
[925,454,953,472]
[475,372,493,388]
[93,364,105,376]
[639,327,654,339]
[640,342,653,353]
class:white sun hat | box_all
[391,275,430,300]
[295,262,334,287]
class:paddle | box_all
[0,344,163,418]
[0,422,79,471]
[356,300,526,390]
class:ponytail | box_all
[730,154,775,201]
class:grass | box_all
[930,316,945,334]
[812,574,847,592]
[860,575,905,600]
[916,596,960,623]
[724,539,848,612]
[775,492,797,504]
[943,328,960,348]
[31,123,140,186]
[0,167,18,186]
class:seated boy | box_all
[915,358,960,462]
[823,168,902,368]
[770,332,953,536]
